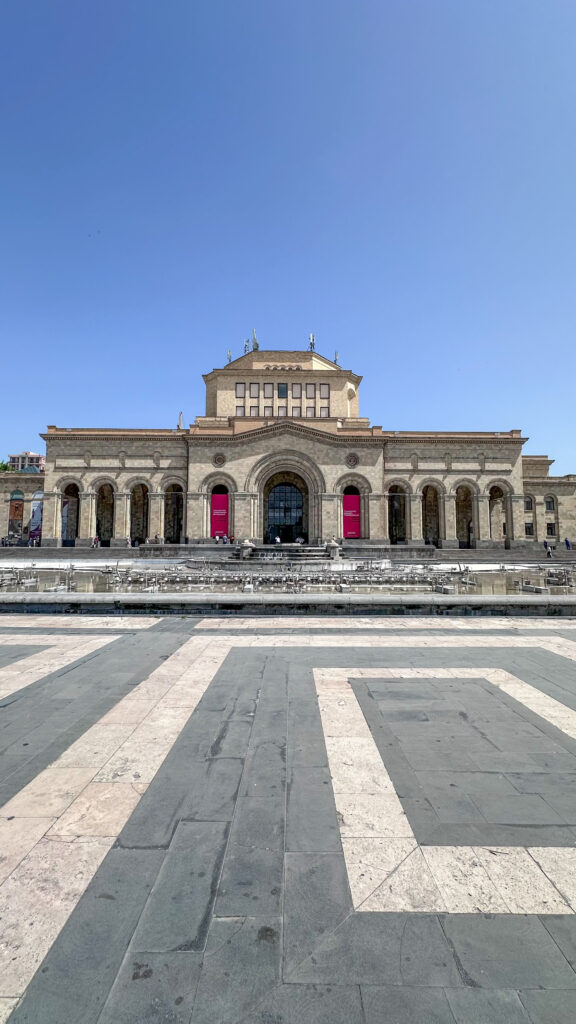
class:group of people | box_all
[544,538,572,558]
[214,534,234,544]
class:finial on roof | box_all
[309,333,315,351]
[252,329,259,351]
[244,338,250,354]
[226,349,232,363]
[334,351,339,365]
[177,411,183,430]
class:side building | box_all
[1,349,575,548]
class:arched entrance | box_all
[388,486,407,544]
[264,472,308,543]
[96,484,114,546]
[422,486,440,546]
[165,484,184,543]
[342,485,361,539]
[210,485,229,539]
[130,484,149,545]
[456,485,474,548]
[61,484,79,546]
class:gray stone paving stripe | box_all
[519,988,576,1023]
[286,766,342,853]
[354,674,576,846]
[289,912,464,987]
[361,985,456,1024]
[283,853,352,976]
[131,821,229,953]
[243,983,365,1024]
[96,950,202,1024]
[444,987,532,1023]
[0,645,46,669]
[0,624,195,804]
[190,915,281,1024]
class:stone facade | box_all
[2,349,575,548]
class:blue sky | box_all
[1,1,575,471]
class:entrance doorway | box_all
[264,473,308,543]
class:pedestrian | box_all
[91,536,98,549]
[565,538,571,550]
[547,545,553,559]
[214,535,219,544]
[125,537,131,548]
[275,535,281,544]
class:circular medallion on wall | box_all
[212,453,226,468]
[345,453,359,468]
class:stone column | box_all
[475,495,492,547]
[409,493,425,546]
[148,492,165,542]
[111,492,130,547]
[321,494,338,540]
[443,494,459,549]
[77,491,96,545]
[38,491,61,546]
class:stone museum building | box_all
[1,348,575,548]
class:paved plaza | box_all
[1,616,576,1022]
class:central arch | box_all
[264,471,308,543]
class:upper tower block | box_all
[202,350,362,421]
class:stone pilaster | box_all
[475,495,491,545]
[443,494,459,548]
[510,494,526,546]
[369,494,388,542]
[111,492,130,546]
[77,491,96,545]
[321,493,338,540]
[185,493,203,540]
[38,491,61,546]
[233,493,253,541]
[409,493,425,545]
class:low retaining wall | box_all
[0,593,575,616]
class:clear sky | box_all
[1,1,575,471]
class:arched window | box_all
[422,486,440,546]
[456,486,474,548]
[545,495,556,512]
[524,496,533,511]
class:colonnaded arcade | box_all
[2,348,575,547]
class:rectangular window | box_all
[235,405,245,417]
[250,406,259,417]
[278,406,287,416]
[263,405,273,417]
[524,497,533,511]
[545,497,555,512]
[306,406,315,417]
[306,383,316,399]
[525,523,534,536]
[320,406,330,417]
[249,382,259,398]
[263,383,274,398]
[292,406,302,417]
[292,383,302,399]
[235,383,245,398]
[278,383,288,398]
[547,523,557,536]
[319,383,330,399]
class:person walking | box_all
[565,538,572,550]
